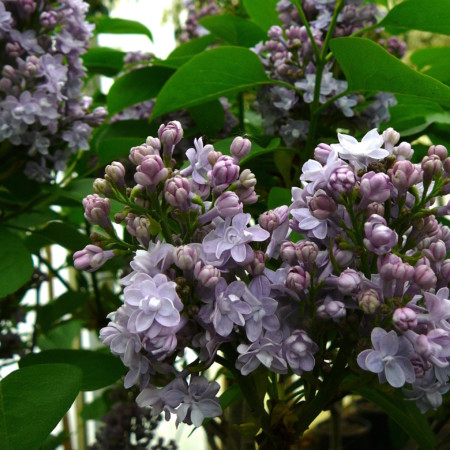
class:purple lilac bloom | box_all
[357,328,415,388]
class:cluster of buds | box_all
[74,122,450,429]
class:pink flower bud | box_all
[135,155,168,188]
[393,142,413,160]
[421,155,442,180]
[314,143,332,164]
[230,136,251,161]
[173,245,199,270]
[280,241,297,265]
[158,121,183,152]
[286,266,311,293]
[239,169,257,189]
[129,144,157,165]
[259,211,279,232]
[245,250,266,276]
[295,241,318,264]
[73,245,114,272]
[441,260,450,281]
[337,269,361,295]
[105,161,126,189]
[164,175,190,211]
[414,265,437,289]
[428,145,447,161]
[358,289,381,314]
[317,300,346,320]
[211,156,240,193]
[194,262,221,288]
[125,214,152,247]
[93,178,113,197]
[82,194,112,229]
[391,263,414,282]
[328,166,356,194]
[366,202,385,217]
[309,190,336,220]
[215,191,243,218]
[393,307,417,331]
[382,127,400,151]
[360,172,393,204]
[389,160,422,193]
[146,136,161,151]
[363,214,397,255]
[236,186,258,204]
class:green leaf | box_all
[152,46,270,118]
[380,0,450,35]
[354,384,436,450]
[243,0,281,32]
[164,34,217,68]
[268,187,291,209]
[0,227,33,297]
[330,38,450,107]
[199,14,266,47]
[410,46,450,85]
[82,47,126,77]
[33,221,89,252]
[38,291,88,332]
[38,320,84,350]
[220,383,244,410]
[39,432,69,450]
[81,395,109,421]
[107,66,175,116]
[0,364,82,450]
[188,100,225,136]
[20,349,126,391]
[94,17,153,41]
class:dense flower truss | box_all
[253,0,404,147]
[75,121,450,428]
[0,0,106,181]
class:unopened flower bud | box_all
[389,160,422,193]
[40,10,58,28]
[211,156,240,193]
[215,191,243,218]
[314,143,332,164]
[366,202,385,217]
[337,269,361,295]
[83,194,112,229]
[73,245,114,272]
[239,169,257,189]
[414,264,437,289]
[382,127,400,151]
[259,210,279,232]
[393,142,413,160]
[194,262,221,288]
[230,136,251,161]
[358,289,381,314]
[441,260,450,281]
[333,246,354,267]
[363,214,397,255]
[245,250,265,276]
[393,307,417,331]
[295,241,318,264]
[444,157,450,174]
[173,245,199,270]
[236,186,258,204]
[125,214,152,247]
[328,166,356,194]
[135,155,168,188]
[428,145,447,161]
[392,262,414,282]
[158,120,183,155]
[422,240,446,262]
[317,300,346,320]
[360,172,393,205]
[280,241,297,264]
[309,190,336,220]
[164,175,190,211]
[146,136,161,151]
[93,178,113,197]
[105,161,126,189]
[286,266,311,293]
[421,155,442,180]
[207,150,222,166]
[129,144,157,165]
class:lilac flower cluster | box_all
[0,0,106,181]
[177,0,220,43]
[254,0,402,147]
[75,121,450,425]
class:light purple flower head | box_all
[283,330,318,375]
[202,214,270,267]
